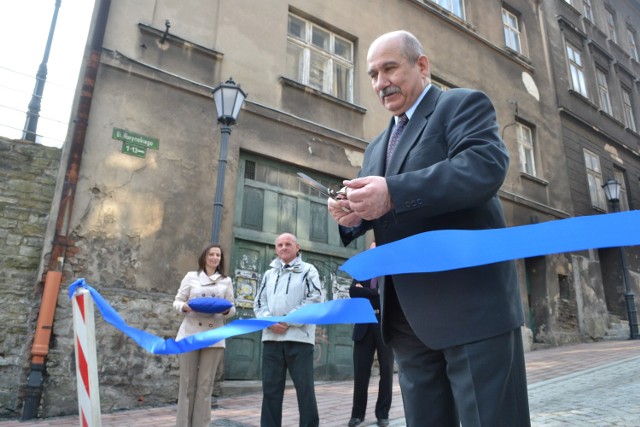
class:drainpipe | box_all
[21,0,111,420]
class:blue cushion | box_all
[188,297,233,314]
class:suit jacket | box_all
[349,278,381,341]
[340,86,523,350]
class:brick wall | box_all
[0,137,61,418]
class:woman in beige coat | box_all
[173,243,236,427]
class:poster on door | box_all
[234,269,260,308]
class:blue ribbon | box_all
[68,279,377,355]
[341,210,640,280]
[69,211,640,354]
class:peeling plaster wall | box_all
[37,65,219,416]
[571,252,609,340]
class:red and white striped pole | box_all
[72,287,102,427]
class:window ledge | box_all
[279,77,367,114]
[609,39,628,58]
[505,47,532,65]
[520,172,548,186]
[568,89,599,110]
[624,127,640,139]
[598,110,626,128]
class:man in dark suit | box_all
[347,247,394,427]
[328,30,531,426]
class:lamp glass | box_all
[212,79,247,123]
[602,178,621,202]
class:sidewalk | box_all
[1,339,638,427]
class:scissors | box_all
[297,172,351,212]
[297,172,344,199]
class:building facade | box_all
[537,0,640,342]
[1,0,639,420]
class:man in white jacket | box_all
[254,233,323,427]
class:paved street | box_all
[528,357,640,426]
[1,339,638,427]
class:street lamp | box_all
[23,0,62,142]
[210,77,247,243]
[602,178,640,339]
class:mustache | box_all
[379,86,401,99]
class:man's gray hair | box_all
[399,31,425,64]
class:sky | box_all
[0,0,95,148]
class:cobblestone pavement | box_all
[1,340,638,427]
[528,357,640,427]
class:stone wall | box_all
[0,137,62,418]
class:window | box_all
[582,0,594,21]
[595,68,612,114]
[605,9,617,43]
[432,79,451,91]
[622,87,637,132]
[502,8,522,53]
[584,149,607,210]
[429,0,464,19]
[613,169,630,211]
[566,43,588,97]
[516,123,536,176]
[241,157,344,241]
[627,28,639,62]
[286,14,354,102]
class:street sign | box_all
[112,128,159,150]
[121,142,146,158]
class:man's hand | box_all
[328,196,362,227]
[269,322,289,334]
[343,176,392,220]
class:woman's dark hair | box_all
[197,243,226,277]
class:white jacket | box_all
[173,271,236,348]
[254,256,323,344]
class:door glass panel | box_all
[310,201,328,243]
[277,194,297,235]
[241,187,264,230]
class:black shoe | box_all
[347,418,362,427]
[377,418,389,427]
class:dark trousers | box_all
[260,341,319,427]
[351,323,394,420]
[387,300,531,426]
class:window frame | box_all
[595,68,612,115]
[583,149,607,210]
[627,28,639,62]
[613,169,630,211]
[516,122,536,177]
[432,79,452,91]
[285,14,354,103]
[621,87,637,132]
[429,0,465,19]
[582,0,594,22]
[566,42,588,97]
[605,8,618,43]
[502,7,522,53]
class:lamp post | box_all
[210,77,247,243]
[23,0,62,142]
[602,178,640,339]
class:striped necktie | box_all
[386,113,409,166]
